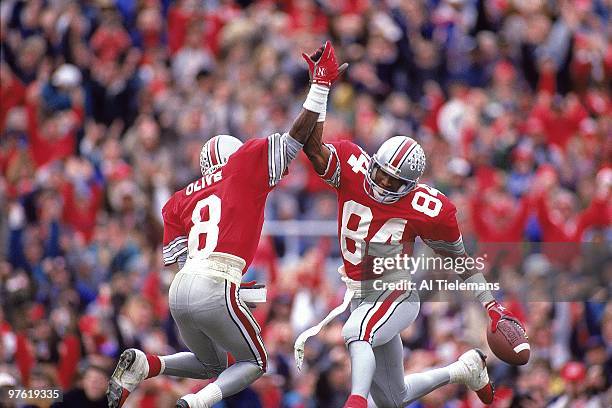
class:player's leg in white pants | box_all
[162,326,228,379]
[370,335,453,407]
[107,272,266,408]
[168,273,266,407]
[342,288,419,405]
[363,298,493,406]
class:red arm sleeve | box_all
[505,196,531,240]
[162,193,188,265]
[226,138,269,190]
[26,101,48,166]
[420,198,465,256]
[54,106,83,161]
[535,194,566,241]
[574,198,611,240]
[470,195,491,241]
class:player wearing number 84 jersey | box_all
[296,121,499,407]
[325,138,463,281]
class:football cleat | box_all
[107,349,149,408]
[176,398,191,408]
[450,349,494,404]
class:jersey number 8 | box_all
[188,195,221,259]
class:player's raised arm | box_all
[304,119,329,175]
[265,41,346,187]
[300,45,346,186]
[288,41,347,144]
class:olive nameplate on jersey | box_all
[240,285,267,303]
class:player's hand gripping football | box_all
[302,41,348,87]
[486,300,524,333]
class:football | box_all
[487,318,530,365]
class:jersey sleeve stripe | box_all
[163,242,187,259]
[423,236,465,255]
[268,133,303,187]
[268,134,274,183]
[163,236,188,254]
[163,245,188,265]
[321,145,338,178]
[321,143,340,188]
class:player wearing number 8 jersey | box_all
[107,41,348,408]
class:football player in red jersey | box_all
[106,42,347,408]
[295,52,524,408]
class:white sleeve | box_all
[162,236,188,265]
[422,235,466,256]
[267,132,303,187]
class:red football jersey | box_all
[320,140,465,280]
[162,135,291,271]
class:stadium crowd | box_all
[0,0,610,407]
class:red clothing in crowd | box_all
[0,73,25,130]
[470,196,531,242]
[15,332,35,387]
[167,4,235,56]
[529,97,589,149]
[285,0,329,34]
[57,333,81,389]
[26,101,84,168]
[90,25,131,62]
[251,236,280,287]
[535,194,610,242]
[61,181,103,242]
[470,195,531,266]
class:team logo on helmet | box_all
[406,144,426,173]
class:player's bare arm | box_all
[287,109,319,145]
[301,44,346,175]
[304,121,330,175]
[291,41,346,145]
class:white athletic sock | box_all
[447,360,470,384]
[402,367,451,405]
[195,383,223,407]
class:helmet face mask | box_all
[200,135,243,176]
[364,157,417,204]
[363,136,425,204]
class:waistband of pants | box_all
[180,252,245,285]
[340,267,411,299]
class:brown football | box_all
[487,318,530,365]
